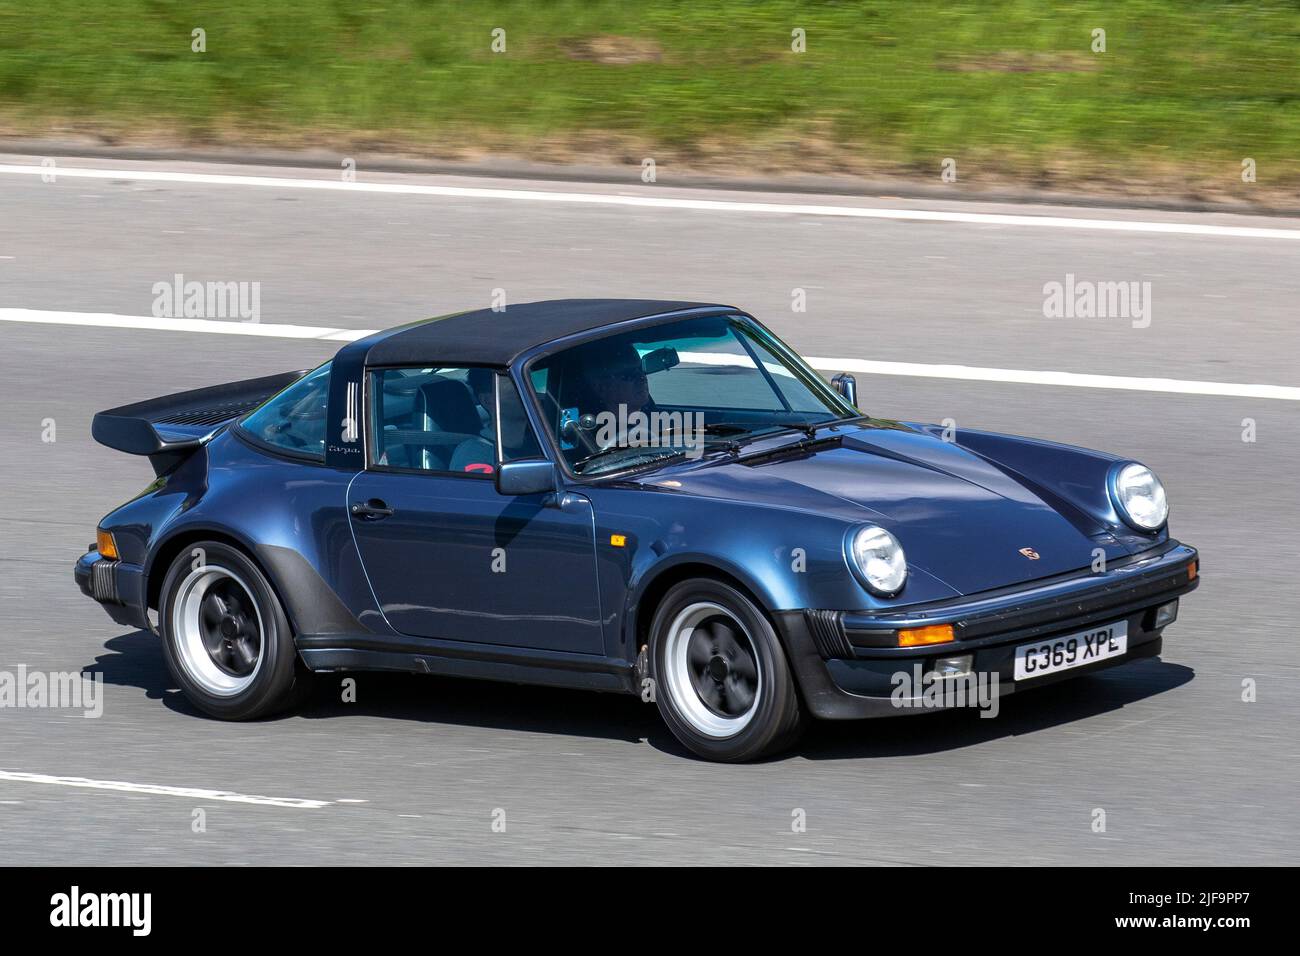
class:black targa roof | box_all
[360,298,733,367]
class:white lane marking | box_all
[0,308,370,341]
[2,162,1299,240]
[2,306,1298,401]
[0,770,333,809]
[807,357,1300,402]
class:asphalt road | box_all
[1,157,1297,865]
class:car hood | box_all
[654,426,1113,595]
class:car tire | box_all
[649,578,805,762]
[158,541,311,720]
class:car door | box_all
[348,366,605,655]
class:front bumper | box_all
[74,550,150,630]
[775,542,1199,719]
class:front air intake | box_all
[90,560,121,604]
[803,609,853,659]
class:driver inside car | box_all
[562,341,657,453]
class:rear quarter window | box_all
[238,362,331,460]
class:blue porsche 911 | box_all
[77,300,1199,761]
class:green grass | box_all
[2,0,1298,192]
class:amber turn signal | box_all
[897,623,954,647]
[95,528,119,560]
[1188,560,1198,581]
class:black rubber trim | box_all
[842,543,1195,649]
[296,631,638,694]
[230,423,327,465]
[846,573,1196,657]
[90,559,121,603]
[299,648,630,693]
[802,608,853,659]
[74,553,150,630]
[773,604,1172,720]
[253,544,370,637]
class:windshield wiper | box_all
[574,446,687,476]
[730,420,828,446]
[576,421,844,473]
[735,432,842,465]
[700,422,761,437]
[730,418,848,463]
[696,423,773,453]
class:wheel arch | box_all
[148,520,376,643]
[631,557,810,760]
[628,558,781,663]
[146,528,274,617]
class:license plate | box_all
[1013,621,1128,681]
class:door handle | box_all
[350,498,395,520]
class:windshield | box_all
[527,314,856,476]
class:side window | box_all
[370,367,497,475]
[497,374,544,462]
[238,362,331,461]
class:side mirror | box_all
[495,459,557,497]
[831,373,858,408]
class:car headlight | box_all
[848,525,907,596]
[1112,462,1169,531]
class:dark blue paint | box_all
[348,470,605,653]
[79,308,1195,707]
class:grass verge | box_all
[2,1,1297,198]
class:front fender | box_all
[584,486,961,661]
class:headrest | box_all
[419,378,482,436]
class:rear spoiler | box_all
[92,369,310,475]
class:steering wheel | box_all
[562,411,603,456]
